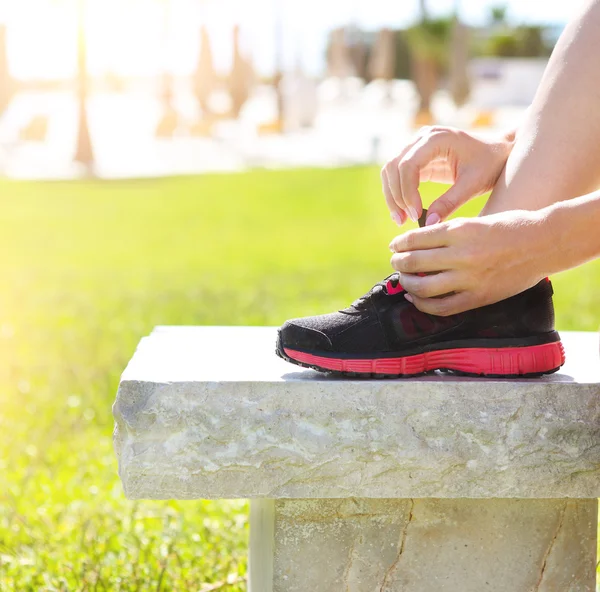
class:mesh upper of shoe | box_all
[284,310,389,353]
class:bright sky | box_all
[2,0,587,79]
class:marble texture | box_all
[273,498,597,592]
[113,327,600,500]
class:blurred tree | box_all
[481,4,552,58]
[0,24,13,118]
[516,26,550,57]
[392,31,411,80]
[490,5,508,26]
[449,16,470,107]
[484,26,552,58]
[74,0,94,169]
[330,29,410,82]
[405,17,452,125]
[485,32,518,57]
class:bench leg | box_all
[249,498,275,592]
[270,498,597,592]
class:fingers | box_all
[381,160,406,213]
[390,249,452,274]
[426,176,476,224]
[398,133,449,222]
[381,139,418,217]
[382,129,439,222]
[383,126,467,224]
[389,223,451,253]
[405,291,473,316]
[381,168,407,225]
[396,271,459,298]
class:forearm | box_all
[484,0,600,215]
[538,191,600,275]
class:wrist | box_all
[541,192,600,273]
[527,208,558,277]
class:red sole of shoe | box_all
[283,341,565,377]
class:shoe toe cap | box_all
[279,319,333,352]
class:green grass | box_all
[0,168,598,590]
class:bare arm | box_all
[386,0,600,314]
[484,0,600,215]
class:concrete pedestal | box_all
[113,327,600,592]
[271,498,596,592]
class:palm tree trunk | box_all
[74,0,94,168]
[412,55,437,114]
[0,25,13,117]
[274,0,284,127]
[449,17,469,107]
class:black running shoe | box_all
[276,275,564,378]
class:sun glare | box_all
[5,0,272,79]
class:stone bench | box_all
[113,326,600,592]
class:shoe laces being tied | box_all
[352,208,426,310]
[351,273,404,309]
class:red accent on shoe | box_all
[386,280,404,295]
[283,341,565,376]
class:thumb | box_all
[426,179,475,225]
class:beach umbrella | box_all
[368,28,396,82]
[228,25,254,118]
[327,28,354,78]
[193,26,216,115]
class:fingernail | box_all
[426,212,441,226]
[390,211,404,226]
[407,206,419,222]
[389,241,396,253]
[405,294,414,303]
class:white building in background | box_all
[469,57,549,107]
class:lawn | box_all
[0,168,598,590]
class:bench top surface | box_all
[114,327,600,500]
[122,326,600,385]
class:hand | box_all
[381,126,515,226]
[389,210,553,315]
